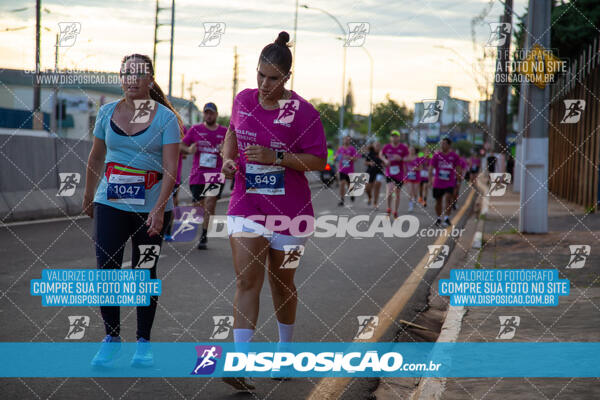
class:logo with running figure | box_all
[210,316,233,339]
[487,173,511,197]
[566,245,590,269]
[58,22,81,47]
[561,99,586,124]
[191,345,222,375]
[425,245,449,269]
[281,245,305,269]
[354,316,379,339]
[57,172,81,197]
[199,22,226,47]
[171,207,203,242]
[486,22,511,47]
[275,100,300,125]
[136,245,161,269]
[420,100,444,124]
[201,173,225,197]
[65,315,89,340]
[345,22,370,47]
[346,173,369,196]
[131,99,156,123]
[497,316,520,339]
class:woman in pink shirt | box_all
[403,145,422,212]
[335,135,359,206]
[379,130,408,218]
[220,31,327,391]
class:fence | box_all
[549,36,600,211]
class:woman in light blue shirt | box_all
[83,54,182,367]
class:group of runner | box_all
[81,30,482,392]
[332,133,481,227]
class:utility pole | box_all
[33,0,42,130]
[153,0,175,97]
[51,33,58,135]
[232,46,239,107]
[168,0,175,99]
[519,0,551,233]
[490,0,513,165]
[291,0,298,90]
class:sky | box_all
[0,0,528,117]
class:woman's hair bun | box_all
[275,31,290,47]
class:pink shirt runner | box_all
[227,88,327,235]
[183,123,227,184]
[335,146,358,174]
[381,143,408,178]
[431,150,461,188]
[403,157,422,182]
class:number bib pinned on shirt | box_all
[407,171,417,180]
[199,152,218,168]
[389,165,401,176]
[439,169,451,181]
[245,164,285,195]
[107,174,146,205]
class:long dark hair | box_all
[259,31,293,74]
[121,53,184,137]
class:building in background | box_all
[412,85,471,145]
[0,69,200,139]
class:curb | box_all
[408,189,484,400]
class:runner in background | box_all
[380,130,408,218]
[335,136,359,206]
[403,145,421,212]
[164,136,196,241]
[183,103,227,250]
[418,146,431,207]
[364,141,384,209]
[428,137,462,227]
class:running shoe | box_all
[442,217,452,228]
[434,218,442,227]
[386,208,391,215]
[408,201,414,212]
[338,201,344,207]
[163,234,174,242]
[197,234,207,250]
[222,377,256,391]
[393,211,398,219]
[91,335,121,367]
[131,337,154,368]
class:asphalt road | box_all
[0,179,470,399]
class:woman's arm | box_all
[146,142,179,236]
[221,127,239,178]
[82,137,107,218]
[180,142,196,154]
[244,145,326,172]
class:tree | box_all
[371,95,412,141]
[551,0,600,64]
[310,99,340,144]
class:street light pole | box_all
[361,47,373,138]
[301,4,346,144]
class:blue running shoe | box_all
[91,335,121,367]
[131,337,154,368]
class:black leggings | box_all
[93,202,172,340]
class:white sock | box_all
[277,321,294,343]
[233,328,254,343]
[233,328,254,353]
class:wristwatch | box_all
[275,151,285,165]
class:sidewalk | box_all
[440,186,600,399]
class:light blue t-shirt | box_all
[93,100,181,213]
